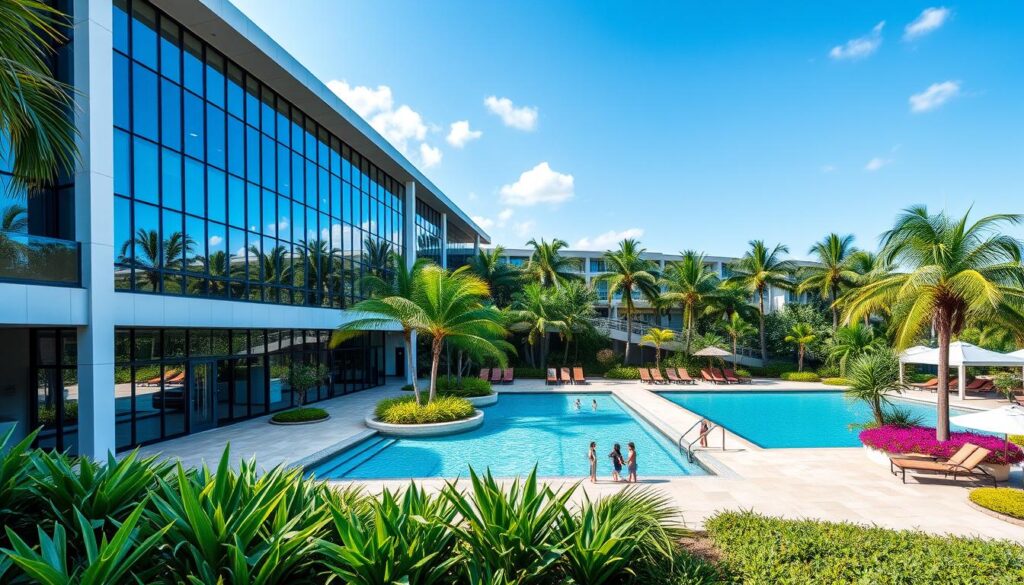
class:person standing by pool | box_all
[591,399,598,411]
[609,443,624,482]
[699,419,709,448]
[626,442,637,483]
[588,441,597,483]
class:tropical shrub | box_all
[374,395,475,424]
[859,425,1024,464]
[288,363,329,405]
[734,368,752,378]
[437,376,494,396]
[969,488,1024,520]
[780,372,821,382]
[270,407,329,423]
[821,377,850,386]
[748,362,791,378]
[881,406,923,428]
[816,363,841,378]
[604,366,641,379]
[705,511,1024,583]
[908,372,934,383]
[993,373,1022,400]
[1011,434,1024,447]
[595,348,617,368]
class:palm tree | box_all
[660,250,720,352]
[334,254,428,403]
[784,323,815,372]
[466,245,521,307]
[363,237,393,277]
[553,279,598,364]
[524,238,580,288]
[119,229,194,291]
[509,283,569,369]
[595,239,661,365]
[0,1,78,191]
[250,244,293,288]
[729,240,796,362]
[841,206,1024,440]
[845,350,905,427]
[827,323,883,376]
[843,250,891,326]
[704,281,759,323]
[722,312,757,370]
[798,234,858,327]
[1,205,28,232]
[641,327,675,371]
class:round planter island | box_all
[366,409,484,437]
[465,393,498,408]
[861,445,1010,481]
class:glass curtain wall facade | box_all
[112,0,403,307]
[414,200,442,264]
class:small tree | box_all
[784,323,815,372]
[288,363,329,406]
[723,312,757,370]
[845,350,904,426]
[993,373,1023,403]
[641,328,675,371]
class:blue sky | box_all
[231,1,1024,258]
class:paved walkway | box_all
[138,376,1024,542]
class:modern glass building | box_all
[0,0,488,457]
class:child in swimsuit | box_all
[626,442,637,483]
[588,441,597,483]
[609,443,624,482]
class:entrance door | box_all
[189,360,217,433]
[395,346,405,378]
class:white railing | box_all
[592,317,763,360]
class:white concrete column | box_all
[958,365,966,401]
[473,234,480,255]
[403,182,417,384]
[73,0,116,459]
[440,212,448,269]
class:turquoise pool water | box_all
[309,393,706,479]
[663,391,979,448]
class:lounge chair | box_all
[490,369,502,384]
[666,369,682,383]
[140,369,180,387]
[479,368,490,381]
[572,367,587,384]
[561,367,573,384]
[546,368,558,385]
[910,377,939,389]
[502,368,514,384]
[639,368,653,384]
[889,444,997,487]
[700,369,717,383]
[713,368,734,384]
[721,369,739,383]
[677,368,696,385]
[723,368,750,384]
[650,369,667,384]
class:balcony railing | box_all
[0,231,80,286]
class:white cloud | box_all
[472,215,495,230]
[499,162,574,206]
[208,235,223,247]
[371,105,428,152]
[513,220,536,237]
[419,143,442,168]
[573,228,645,251]
[327,80,393,118]
[864,157,892,172]
[328,79,434,162]
[446,120,483,148]
[909,80,960,113]
[829,21,885,60]
[484,96,538,131]
[471,208,515,232]
[498,208,514,222]
[904,7,950,40]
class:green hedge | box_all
[374,395,475,424]
[402,377,495,397]
[705,511,1024,583]
[780,371,821,382]
[969,488,1024,520]
[513,367,547,379]
[748,362,793,378]
[270,407,329,423]
[821,377,850,386]
[605,366,641,380]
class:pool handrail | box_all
[679,418,727,463]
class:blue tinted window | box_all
[305,160,316,205]
[277,145,290,196]
[159,19,180,81]
[262,190,275,234]
[113,0,129,54]
[184,157,204,216]
[245,126,259,182]
[114,54,130,130]
[227,66,243,117]
[185,215,205,269]
[260,92,275,138]
[206,105,225,168]
[132,64,158,140]
[228,176,244,228]
[161,149,182,210]
[245,81,259,125]
[114,130,130,196]
[114,196,131,263]
[162,210,183,266]
[131,3,157,68]
[160,79,181,151]
[227,117,244,176]
[207,168,225,223]
[246,183,260,231]
[133,138,158,204]
[261,135,275,188]
[133,202,159,267]
[205,54,225,108]
[183,92,203,159]
[183,33,203,94]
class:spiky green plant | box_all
[845,350,905,427]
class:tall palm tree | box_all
[363,237,393,277]
[723,312,757,370]
[509,283,569,369]
[784,323,815,372]
[334,254,428,403]
[119,229,193,291]
[524,238,580,288]
[466,245,521,307]
[660,250,720,352]
[798,233,858,328]
[554,279,598,364]
[641,327,675,371]
[0,0,78,191]
[841,206,1024,440]
[595,239,661,364]
[703,280,759,323]
[843,250,891,326]
[729,240,796,362]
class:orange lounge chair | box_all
[712,368,733,384]
[964,378,990,391]
[650,369,667,384]
[677,368,696,385]
[491,368,502,383]
[889,444,997,487]
[479,368,490,381]
[561,367,572,384]
[723,368,750,383]
[666,369,682,383]
[546,368,558,385]
[639,368,653,384]
[910,377,939,389]
[721,369,739,383]
[502,368,514,384]
[700,369,716,383]
[572,367,587,384]
[141,369,180,386]
[164,371,186,384]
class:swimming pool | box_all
[308,393,706,479]
[663,391,980,448]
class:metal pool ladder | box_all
[679,418,726,463]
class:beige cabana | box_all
[899,341,1024,400]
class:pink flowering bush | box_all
[859,425,1024,465]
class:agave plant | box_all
[0,428,40,532]
[558,493,640,585]
[441,467,575,585]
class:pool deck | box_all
[136,376,1024,543]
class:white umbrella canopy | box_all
[899,345,932,360]
[951,405,1024,436]
[902,341,1024,368]
[692,346,732,358]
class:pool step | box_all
[311,436,396,479]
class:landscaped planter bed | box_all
[365,409,484,437]
[860,425,1021,482]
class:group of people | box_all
[588,441,637,483]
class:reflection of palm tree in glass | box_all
[2,205,28,232]
[363,238,392,277]
[297,239,330,305]
[197,250,238,295]
[249,244,292,288]
[118,229,194,291]
[0,205,29,272]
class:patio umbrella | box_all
[693,346,732,369]
[951,405,1024,464]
